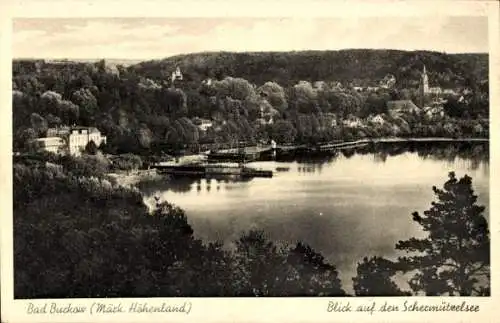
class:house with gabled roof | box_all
[387,100,420,117]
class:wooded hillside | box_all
[12,49,489,155]
[131,50,488,88]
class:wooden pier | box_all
[206,141,369,160]
[208,146,273,162]
[317,140,370,151]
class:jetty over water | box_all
[208,146,273,162]
[200,137,489,162]
[317,137,488,152]
[317,140,370,151]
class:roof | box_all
[387,100,419,112]
[70,126,101,133]
[428,87,442,92]
[423,105,444,112]
[47,126,70,132]
[31,137,65,147]
[33,137,64,142]
[47,126,103,136]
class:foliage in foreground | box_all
[353,172,490,296]
[397,172,490,296]
[14,158,345,297]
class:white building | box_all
[171,67,183,84]
[423,106,445,119]
[343,116,363,128]
[330,81,342,89]
[443,89,457,95]
[31,126,106,156]
[255,116,274,126]
[197,119,213,132]
[387,100,420,117]
[30,137,66,154]
[458,87,472,95]
[366,86,380,92]
[380,74,396,89]
[68,127,107,156]
[368,114,385,125]
[313,81,327,90]
[428,87,443,95]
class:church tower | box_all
[419,64,429,108]
[421,65,429,94]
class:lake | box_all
[138,142,490,292]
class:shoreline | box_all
[103,137,489,184]
[311,137,489,150]
[314,137,489,147]
[275,137,489,153]
[12,137,488,158]
[368,137,489,143]
[148,137,490,157]
[115,138,487,176]
[107,169,164,187]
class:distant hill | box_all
[12,58,142,79]
[36,58,144,66]
[129,49,489,89]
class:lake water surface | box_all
[138,143,489,291]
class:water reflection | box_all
[137,142,489,291]
[273,142,489,171]
[140,143,489,194]
[138,175,256,196]
[362,142,489,168]
[297,164,323,174]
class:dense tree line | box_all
[132,50,488,89]
[13,49,488,156]
[14,153,489,297]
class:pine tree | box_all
[84,140,98,155]
[396,172,489,296]
[352,256,411,296]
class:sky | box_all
[12,17,489,60]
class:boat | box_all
[152,162,273,178]
[241,167,273,178]
[155,164,205,176]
